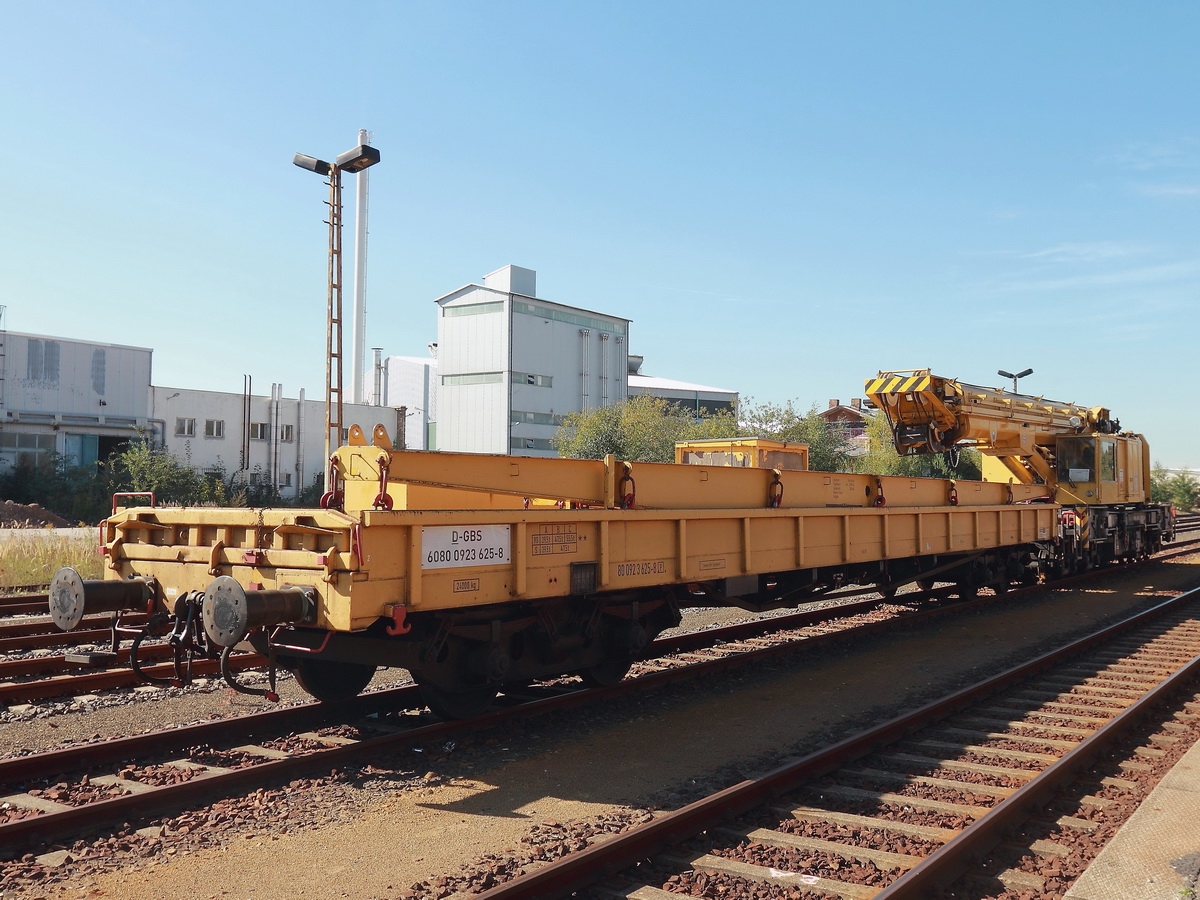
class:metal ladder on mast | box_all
[324,171,345,492]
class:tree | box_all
[853,411,982,480]
[0,452,111,524]
[738,400,852,473]
[553,396,739,462]
[1167,472,1199,511]
[101,436,210,505]
[1150,462,1172,504]
[1150,463,1198,510]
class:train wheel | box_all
[418,680,498,720]
[579,658,633,688]
[293,658,377,703]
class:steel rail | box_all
[0,587,1026,855]
[0,595,49,616]
[0,592,942,789]
[4,577,1198,860]
[0,653,265,705]
[875,636,1200,896]
[0,623,114,648]
[465,586,1200,900]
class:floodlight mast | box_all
[292,143,381,501]
[997,367,1034,394]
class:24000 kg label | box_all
[421,525,511,570]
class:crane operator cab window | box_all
[1099,440,1117,482]
[1058,438,1095,485]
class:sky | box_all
[2,2,1198,467]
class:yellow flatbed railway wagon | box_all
[51,427,1061,717]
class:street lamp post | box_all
[997,367,1033,394]
[293,143,381,499]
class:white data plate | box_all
[421,525,511,569]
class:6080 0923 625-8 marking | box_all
[421,524,512,570]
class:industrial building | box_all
[432,265,629,456]
[0,330,153,471]
[1,264,739,492]
[0,329,392,500]
[384,266,738,455]
[149,384,400,497]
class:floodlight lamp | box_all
[998,369,1016,380]
[1015,368,1034,379]
[293,153,332,176]
[335,144,380,173]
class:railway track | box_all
[458,585,1200,899]
[0,579,958,706]
[1,550,1196,895]
[4,535,1199,707]
[5,547,1200,869]
[0,585,987,860]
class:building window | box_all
[510,436,554,451]
[91,349,106,395]
[175,418,196,437]
[205,419,225,438]
[26,339,61,382]
[511,410,564,426]
[279,473,293,487]
[279,424,294,442]
[442,372,503,386]
[514,372,552,387]
[442,301,504,318]
[513,301,628,336]
[0,432,56,470]
[250,422,270,441]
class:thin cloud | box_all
[1022,241,1155,263]
[990,261,1199,294]
[1106,138,1200,172]
[1136,183,1200,198]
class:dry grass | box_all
[0,528,103,589]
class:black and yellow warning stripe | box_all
[865,373,933,395]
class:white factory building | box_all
[1,264,738,494]
[0,329,393,500]
[0,331,153,470]
[436,265,628,456]
[149,384,401,496]
[382,265,737,456]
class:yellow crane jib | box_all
[864,368,1145,507]
[865,369,1118,456]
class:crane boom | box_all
[864,369,1144,504]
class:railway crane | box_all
[865,368,1172,575]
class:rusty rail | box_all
[468,586,1200,899]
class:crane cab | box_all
[1052,434,1149,506]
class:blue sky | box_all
[3,2,1197,466]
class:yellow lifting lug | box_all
[319,544,340,584]
[106,537,125,571]
[208,540,226,577]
